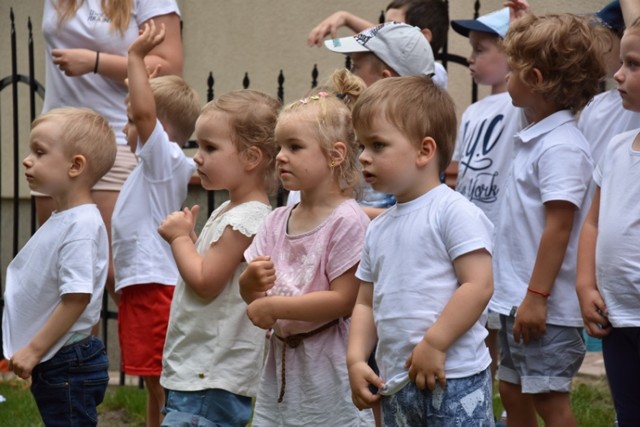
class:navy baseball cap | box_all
[451,8,510,39]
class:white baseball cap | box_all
[451,8,510,39]
[324,22,435,77]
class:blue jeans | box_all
[381,368,494,427]
[162,388,252,427]
[30,336,109,427]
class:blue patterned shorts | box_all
[381,368,495,427]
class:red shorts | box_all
[118,283,174,376]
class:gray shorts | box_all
[497,315,585,394]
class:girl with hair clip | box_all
[239,69,375,426]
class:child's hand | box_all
[158,205,200,244]
[9,346,41,380]
[347,360,383,410]
[241,256,277,293]
[505,0,530,22]
[246,298,277,330]
[513,292,547,343]
[405,338,446,391]
[129,19,166,59]
[577,287,611,338]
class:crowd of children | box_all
[3,0,640,426]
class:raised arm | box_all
[620,0,640,27]
[307,11,374,47]
[406,249,493,390]
[158,205,254,301]
[9,293,91,380]
[127,20,165,145]
[52,12,183,83]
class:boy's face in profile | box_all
[468,31,509,88]
[614,29,640,112]
[350,52,383,87]
[23,118,73,197]
[357,112,428,203]
[506,63,534,110]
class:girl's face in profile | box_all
[193,110,245,191]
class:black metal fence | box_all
[0,1,479,379]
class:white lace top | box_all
[161,200,272,397]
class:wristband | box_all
[93,51,100,74]
[527,287,550,298]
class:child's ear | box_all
[420,28,433,43]
[416,136,437,168]
[329,141,347,166]
[242,146,263,171]
[68,154,87,178]
[531,67,544,85]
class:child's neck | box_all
[523,97,560,125]
[490,81,508,95]
[288,182,348,235]
[52,188,94,212]
[227,180,270,208]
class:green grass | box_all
[0,376,614,426]
[492,378,615,426]
[0,378,147,427]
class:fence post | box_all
[311,64,318,89]
[206,72,215,215]
[243,72,250,89]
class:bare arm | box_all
[406,249,493,390]
[239,256,276,303]
[127,20,165,144]
[52,12,183,83]
[245,265,361,329]
[9,293,91,379]
[620,0,640,27]
[576,187,610,337]
[159,205,254,301]
[346,281,383,410]
[307,11,374,47]
[513,200,576,343]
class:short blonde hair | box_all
[352,75,457,173]
[278,68,367,198]
[32,107,117,186]
[149,75,201,145]
[626,16,640,36]
[200,90,281,194]
[503,13,608,113]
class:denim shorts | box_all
[30,336,109,427]
[162,388,252,427]
[381,368,494,427]
[498,314,585,393]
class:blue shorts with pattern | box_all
[381,368,494,427]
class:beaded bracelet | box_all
[93,51,100,74]
[527,287,550,298]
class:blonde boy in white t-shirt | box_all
[111,21,199,426]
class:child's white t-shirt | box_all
[578,88,640,165]
[453,92,525,226]
[490,110,593,327]
[2,204,108,363]
[112,120,195,292]
[356,184,493,395]
[594,128,640,328]
[42,0,180,146]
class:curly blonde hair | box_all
[503,13,608,113]
[278,69,366,198]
